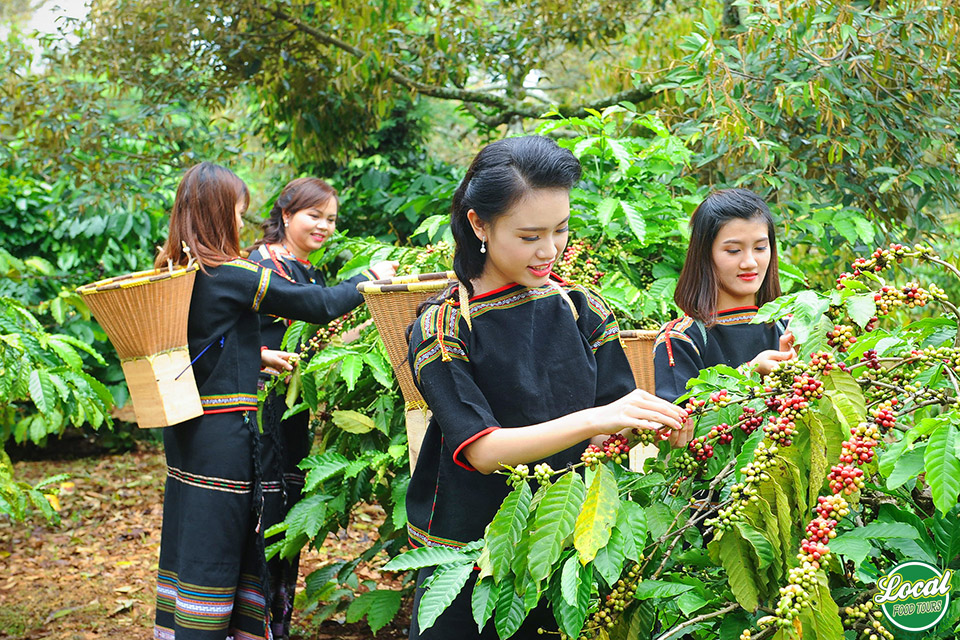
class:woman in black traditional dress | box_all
[405,136,694,639]
[653,188,795,404]
[152,163,390,640]
[248,177,396,639]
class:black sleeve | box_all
[408,302,502,471]
[653,319,706,404]
[223,259,374,326]
[571,285,636,407]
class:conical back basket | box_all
[76,264,203,428]
[357,271,457,471]
[620,329,659,470]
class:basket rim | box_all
[620,329,660,338]
[357,270,457,294]
[76,263,200,295]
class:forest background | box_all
[1,0,959,639]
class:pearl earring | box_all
[480,239,486,254]
[284,221,289,228]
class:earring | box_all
[284,221,289,228]
[480,239,486,254]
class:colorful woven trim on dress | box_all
[156,569,235,632]
[200,393,258,414]
[653,316,700,367]
[590,321,621,353]
[461,284,566,319]
[407,522,468,549]
[251,268,271,312]
[716,306,759,326]
[167,465,253,494]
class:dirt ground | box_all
[0,443,409,640]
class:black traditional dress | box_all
[653,306,787,404]
[405,277,636,639]
[248,244,372,640]
[154,258,371,640]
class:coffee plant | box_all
[383,243,960,640]
[0,294,114,524]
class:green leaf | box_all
[560,554,581,607]
[633,580,694,599]
[821,370,866,432]
[301,451,350,492]
[835,522,918,544]
[527,472,586,582]
[644,502,675,541]
[804,573,844,640]
[551,557,591,637]
[331,409,376,434]
[340,353,363,391]
[346,589,402,634]
[597,197,620,227]
[886,447,926,490]
[735,522,775,569]
[845,293,877,329]
[472,576,498,633]
[620,201,646,244]
[28,370,55,415]
[485,482,533,581]
[928,506,960,563]
[383,545,473,571]
[716,529,760,611]
[804,413,829,505]
[285,493,328,542]
[417,562,474,632]
[620,500,647,561]
[924,421,960,514]
[494,576,527,639]
[574,464,619,564]
[828,536,874,567]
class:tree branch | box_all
[261,4,661,126]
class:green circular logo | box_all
[873,561,953,632]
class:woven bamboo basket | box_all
[76,264,203,428]
[619,329,660,471]
[357,271,458,471]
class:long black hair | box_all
[450,135,582,296]
[674,188,781,325]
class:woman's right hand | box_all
[750,347,796,376]
[370,260,399,280]
[594,388,688,435]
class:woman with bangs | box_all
[152,163,389,640]
[653,188,795,405]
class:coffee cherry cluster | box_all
[554,238,605,286]
[708,442,777,531]
[827,324,857,352]
[737,408,763,435]
[688,436,714,461]
[586,563,642,634]
[507,464,530,488]
[842,600,895,640]
[397,241,453,275]
[828,463,865,495]
[837,243,938,290]
[631,426,666,445]
[710,423,734,445]
[580,434,631,467]
[533,463,554,485]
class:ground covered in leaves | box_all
[0,441,408,639]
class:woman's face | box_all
[283,198,338,259]
[711,217,771,309]
[235,198,246,232]
[471,188,570,295]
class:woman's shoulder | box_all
[412,299,468,344]
[553,277,613,320]
[653,315,702,351]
